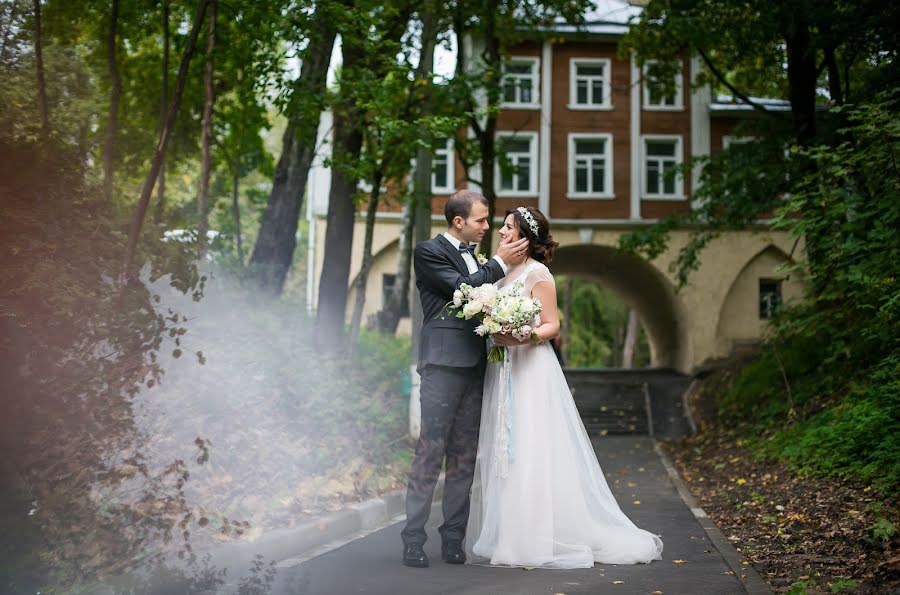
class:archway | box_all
[551,245,688,372]
[715,244,804,354]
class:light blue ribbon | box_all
[503,350,515,465]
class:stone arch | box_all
[551,245,689,372]
[715,244,804,353]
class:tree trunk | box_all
[384,0,436,335]
[784,17,817,147]
[612,317,624,368]
[348,179,382,347]
[562,277,573,366]
[197,0,215,259]
[480,5,500,251]
[314,5,413,351]
[104,0,121,204]
[408,0,437,390]
[478,126,498,250]
[458,0,500,251]
[313,106,364,352]
[154,0,170,226]
[782,8,825,293]
[621,308,639,369]
[232,171,243,263]
[122,0,211,277]
[379,200,413,333]
[248,19,337,294]
[824,46,843,106]
[33,0,49,135]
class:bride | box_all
[465,206,664,569]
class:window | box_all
[569,58,612,110]
[501,57,540,108]
[642,60,683,110]
[496,132,538,196]
[759,279,782,320]
[432,139,455,193]
[642,136,684,199]
[567,134,614,199]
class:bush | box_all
[704,95,900,497]
[0,138,413,592]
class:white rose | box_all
[462,300,483,319]
[453,290,463,307]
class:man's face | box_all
[456,202,490,245]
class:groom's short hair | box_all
[445,190,488,225]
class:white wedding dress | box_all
[466,261,664,568]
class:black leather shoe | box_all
[403,543,429,568]
[441,540,466,564]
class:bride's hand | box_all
[491,332,527,347]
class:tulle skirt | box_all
[465,342,664,568]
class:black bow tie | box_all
[458,244,475,256]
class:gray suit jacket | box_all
[414,235,506,372]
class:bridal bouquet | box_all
[450,280,542,363]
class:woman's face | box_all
[499,213,522,243]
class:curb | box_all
[654,442,773,595]
[207,478,443,572]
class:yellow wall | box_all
[311,216,804,372]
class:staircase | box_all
[564,369,693,438]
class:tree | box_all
[248,6,340,294]
[379,0,441,335]
[314,0,415,353]
[153,0,169,226]
[348,15,458,345]
[314,44,366,353]
[556,278,650,368]
[451,0,501,251]
[215,62,273,264]
[103,0,121,203]
[123,0,212,275]
[619,0,900,287]
[450,0,591,250]
[197,0,216,259]
[32,0,49,134]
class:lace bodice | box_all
[497,260,555,296]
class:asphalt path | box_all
[271,436,749,595]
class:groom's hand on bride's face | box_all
[496,237,529,265]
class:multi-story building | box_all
[306,0,803,373]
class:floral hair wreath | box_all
[516,206,540,238]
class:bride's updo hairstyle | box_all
[506,206,559,264]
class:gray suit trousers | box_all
[401,363,484,547]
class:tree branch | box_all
[697,48,780,116]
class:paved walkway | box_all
[269,436,764,595]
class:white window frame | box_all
[568,58,612,111]
[431,139,455,194]
[642,60,684,111]
[500,57,540,110]
[495,131,539,197]
[566,133,615,199]
[641,134,685,200]
[722,135,754,150]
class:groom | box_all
[401,190,529,568]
